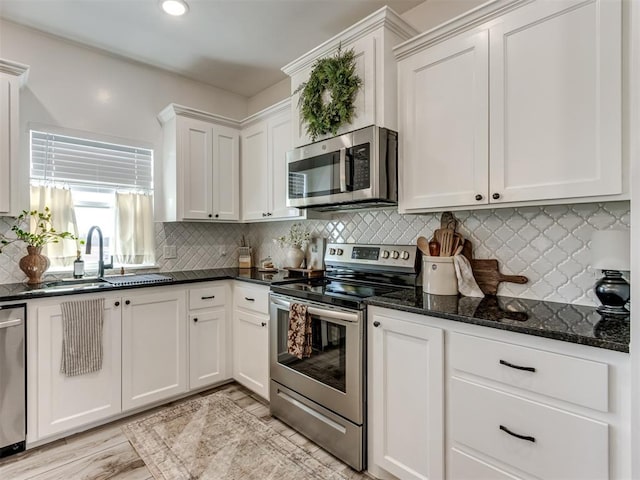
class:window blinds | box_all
[31,130,153,193]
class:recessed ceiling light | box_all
[161,0,189,16]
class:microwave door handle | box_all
[339,147,347,192]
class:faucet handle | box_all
[104,255,114,270]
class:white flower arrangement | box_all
[275,223,311,249]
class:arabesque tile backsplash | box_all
[0,201,630,307]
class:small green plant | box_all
[0,207,79,253]
[275,223,310,249]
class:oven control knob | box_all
[401,251,410,260]
[336,248,344,256]
[391,250,400,259]
[329,248,336,255]
[381,250,390,259]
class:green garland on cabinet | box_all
[294,47,362,141]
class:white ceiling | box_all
[0,0,424,97]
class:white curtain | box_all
[30,185,80,267]
[114,192,155,265]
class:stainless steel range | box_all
[269,243,420,471]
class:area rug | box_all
[122,392,347,480]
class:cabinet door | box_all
[241,121,269,221]
[398,30,489,212]
[489,0,621,203]
[189,308,229,390]
[368,311,444,480]
[291,36,375,147]
[178,117,213,220]
[34,295,121,439]
[122,289,187,411]
[212,124,240,221]
[0,76,12,214]
[269,110,302,220]
[233,310,269,399]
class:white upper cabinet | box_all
[398,30,489,211]
[396,0,624,213]
[282,7,418,148]
[157,104,240,222]
[241,100,303,222]
[488,0,621,204]
[0,59,29,216]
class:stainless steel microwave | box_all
[286,126,397,211]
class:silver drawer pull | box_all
[0,319,22,329]
[499,359,536,373]
[499,425,535,443]
[201,295,216,300]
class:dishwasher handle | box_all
[0,319,22,329]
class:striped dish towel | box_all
[60,298,105,377]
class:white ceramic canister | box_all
[422,256,458,295]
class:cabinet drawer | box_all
[189,284,226,310]
[234,283,269,314]
[450,448,522,480]
[451,378,608,480]
[450,332,608,411]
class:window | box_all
[30,129,155,270]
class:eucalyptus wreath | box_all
[295,47,362,141]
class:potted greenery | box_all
[275,223,310,269]
[0,207,79,284]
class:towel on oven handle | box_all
[288,303,312,359]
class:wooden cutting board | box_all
[470,259,528,295]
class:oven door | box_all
[269,293,364,424]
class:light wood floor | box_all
[0,382,371,480]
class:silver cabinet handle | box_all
[0,319,22,329]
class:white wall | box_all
[0,19,248,210]
[627,0,640,474]
[247,78,290,116]
[401,0,486,32]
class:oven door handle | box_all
[271,297,360,323]
[339,147,347,193]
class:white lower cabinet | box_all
[121,288,188,411]
[367,307,630,480]
[232,282,270,399]
[30,293,122,440]
[451,377,608,480]
[188,282,231,389]
[367,308,444,480]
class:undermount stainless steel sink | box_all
[20,278,110,294]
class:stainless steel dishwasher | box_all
[0,303,26,458]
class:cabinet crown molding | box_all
[394,0,534,60]
[157,103,241,128]
[282,5,418,76]
[0,58,30,84]
[241,98,290,128]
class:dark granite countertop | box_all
[0,268,300,303]
[365,289,630,353]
